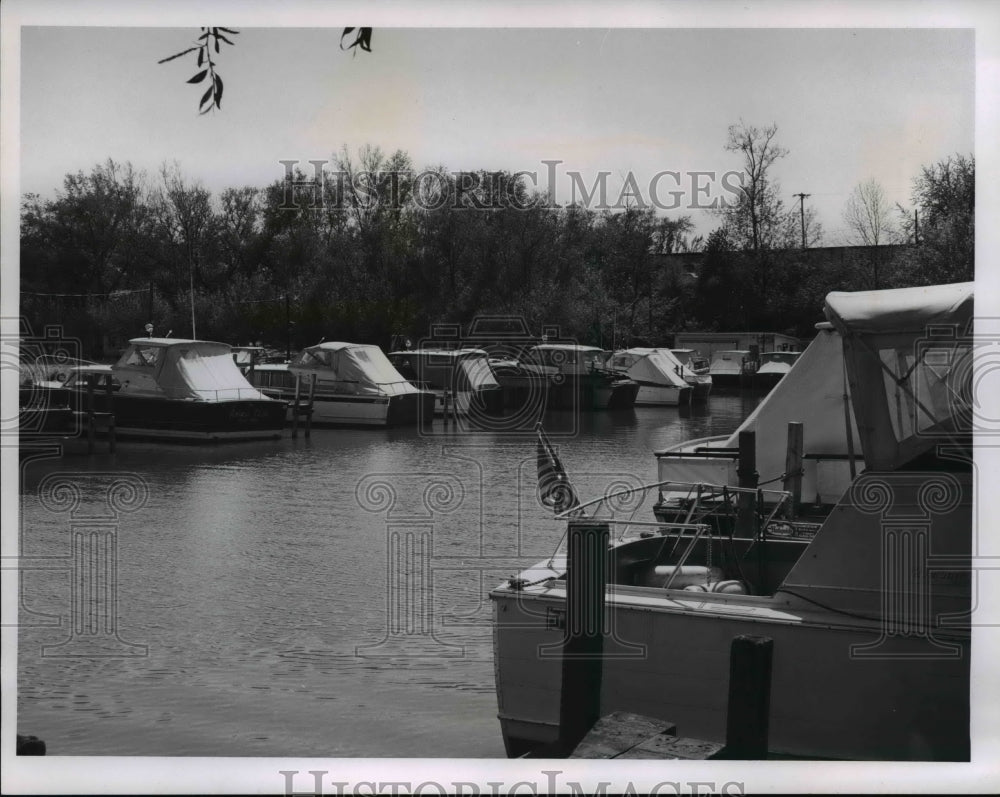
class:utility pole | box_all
[793,193,811,249]
[285,291,291,361]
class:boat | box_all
[386,348,503,417]
[249,342,434,427]
[668,348,713,401]
[605,348,692,406]
[753,350,802,390]
[31,339,287,441]
[654,322,860,535]
[491,282,973,760]
[518,344,639,411]
[708,348,756,388]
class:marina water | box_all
[17,394,762,757]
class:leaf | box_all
[157,47,197,64]
[198,32,210,40]
[215,37,220,53]
[199,85,214,109]
[216,34,234,46]
[340,27,373,53]
[198,48,204,67]
[214,74,224,108]
[217,28,239,35]
[187,70,208,84]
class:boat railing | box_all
[554,478,791,542]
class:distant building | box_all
[672,331,802,361]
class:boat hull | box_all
[92,394,284,441]
[261,388,433,428]
[688,378,712,402]
[633,384,692,406]
[430,386,504,418]
[709,372,753,390]
[492,585,970,760]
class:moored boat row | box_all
[19,332,757,444]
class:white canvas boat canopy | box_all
[291,342,423,396]
[710,350,750,375]
[824,282,974,334]
[723,324,861,496]
[824,282,974,470]
[114,338,268,401]
[607,348,689,388]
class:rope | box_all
[774,587,884,623]
[756,469,803,487]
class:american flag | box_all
[536,423,581,515]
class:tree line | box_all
[19,124,974,358]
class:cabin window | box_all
[879,343,968,441]
[296,350,332,368]
[610,354,637,369]
[124,347,161,367]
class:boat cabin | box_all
[523,344,608,375]
[113,338,267,401]
[286,342,423,397]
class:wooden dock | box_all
[570,712,724,760]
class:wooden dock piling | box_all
[291,375,301,438]
[305,374,316,438]
[736,430,758,535]
[557,519,609,756]
[783,421,803,518]
[721,634,773,759]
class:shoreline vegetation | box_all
[19,137,973,359]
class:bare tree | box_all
[721,120,789,252]
[843,178,898,246]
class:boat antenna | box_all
[165,330,173,338]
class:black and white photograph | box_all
[3,1,999,793]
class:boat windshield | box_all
[123,346,163,368]
[294,349,333,368]
[878,338,970,444]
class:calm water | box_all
[17,394,762,757]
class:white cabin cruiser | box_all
[605,348,692,406]
[251,342,434,427]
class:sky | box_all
[13,17,978,244]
